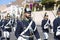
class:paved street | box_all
[34,25,54,40]
[1,25,54,40]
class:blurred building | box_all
[0,0,41,12]
[11,0,24,7]
[0,5,7,12]
[0,0,24,12]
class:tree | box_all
[41,0,55,5]
[56,1,60,6]
[41,0,55,10]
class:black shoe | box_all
[44,39,48,40]
[1,37,5,40]
[7,38,10,40]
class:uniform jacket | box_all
[53,17,60,32]
[15,19,40,39]
[41,19,52,32]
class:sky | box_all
[0,0,16,5]
[0,0,41,5]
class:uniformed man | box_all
[15,8,41,40]
[13,15,20,32]
[41,13,52,40]
[0,15,3,40]
[11,14,16,32]
[2,13,12,40]
[53,7,60,40]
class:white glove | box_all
[56,31,60,36]
[38,38,41,40]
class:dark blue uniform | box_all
[0,19,3,37]
[15,19,23,38]
[15,19,40,40]
[41,19,52,32]
[53,17,60,39]
[11,18,16,27]
[2,19,12,32]
[41,19,52,40]
[1,18,13,40]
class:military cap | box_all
[24,8,31,14]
